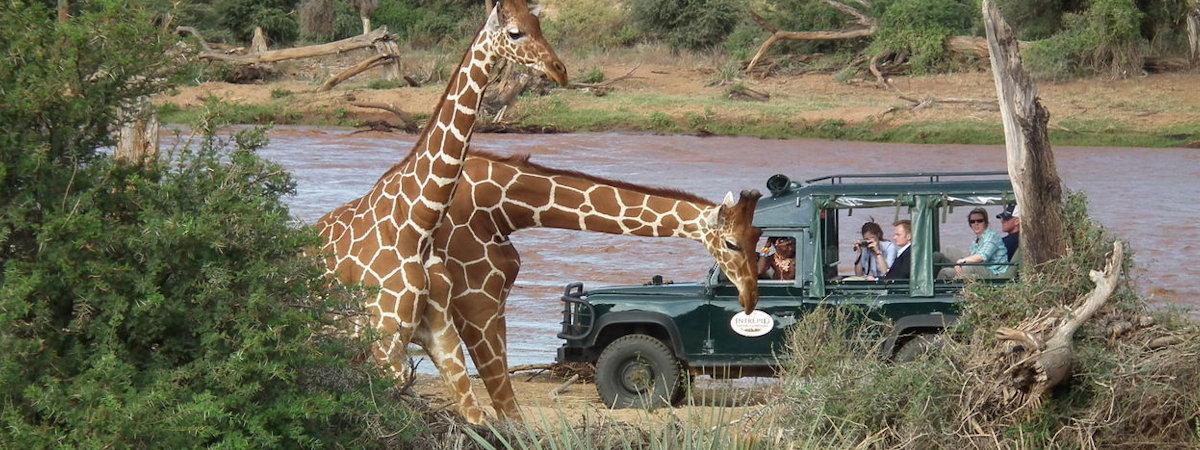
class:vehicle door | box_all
[702,232,812,364]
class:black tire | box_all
[895,334,943,362]
[595,334,684,409]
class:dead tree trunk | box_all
[199,27,391,64]
[1188,6,1200,63]
[115,96,160,164]
[317,54,393,91]
[982,0,1065,267]
[251,27,269,53]
[744,2,877,74]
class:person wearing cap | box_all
[997,204,1020,260]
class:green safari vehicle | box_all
[554,171,1019,408]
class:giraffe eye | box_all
[507,28,524,40]
[724,240,741,252]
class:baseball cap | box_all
[996,204,1020,220]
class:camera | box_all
[855,239,871,249]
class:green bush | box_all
[542,0,636,50]
[215,0,300,45]
[371,0,473,47]
[628,0,741,50]
[1025,0,1146,79]
[995,0,1066,39]
[1,4,417,447]
[869,0,978,74]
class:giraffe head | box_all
[484,0,569,86]
[703,190,763,314]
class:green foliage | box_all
[1025,0,1147,79]
[628,0,741,50]
[371,0,474,47]
[869,0,978,74]
[996,0,1066,39]
[1,4,417,446]
[215,0,300,45]
[753,0,866,56]
[578,67,606,84]
[542,0,637,49]
[270,88,294,98]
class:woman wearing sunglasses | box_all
[938,207,1009,279]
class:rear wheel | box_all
[895,334,944,362]
[595,334,684,409]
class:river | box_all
[247,127,1199,368]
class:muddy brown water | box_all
[245,126,1198,370]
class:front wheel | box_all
[895,334,944,362]
[595,334,684,409]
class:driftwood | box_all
[350,101,418,132]
[986,242,1124,411]
[745,3,877,74]
[318,54,394,92]
[199,27,392,64]
[983,0,1066,267]
[568,64,642,89]
[550,374,579,398]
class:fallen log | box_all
[350,101,418,132]
[992,242,1123,409]
[199,27,391,65]
[318,54,393,92]
[745,2,876,74]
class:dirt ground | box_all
[411,370,781,430]
[159,46,1200,140]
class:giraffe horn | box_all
[722,191,737,208]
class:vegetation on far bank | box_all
[157,90,1200,148]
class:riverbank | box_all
[157,48,1200,148]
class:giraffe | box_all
[314,0,566,425]
[427,151,763,420]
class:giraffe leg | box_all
[372,261,430,385]
[420,265,488,424]
[455,291,522,421]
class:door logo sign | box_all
[730,310,773,337]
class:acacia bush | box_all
[868,0,978,74]
[628,0,740,50]
[1,4,417,447]
[1025,0,1146,79]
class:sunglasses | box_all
[968,219,986,224]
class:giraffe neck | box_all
[372,27,499,232]
[473,157,718,241]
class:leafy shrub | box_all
[1024,0,1146,79]
[868,0,978,74]
[215,0,300,45]
[995,0,1066,39]
[628,0,741,50]
[1,5,417,447]
[371,0,473,47]
[541,0,636,49]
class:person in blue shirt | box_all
[937,207,1008,279]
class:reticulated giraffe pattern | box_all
[426,152,762,420]
[314,0,566,425]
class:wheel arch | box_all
[586,312,686,363]
[880,313,958,357]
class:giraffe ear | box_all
[485,3,502,30]
[722,191,737,208]
[530,4,543,17]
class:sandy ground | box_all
[411,370,782,430]
[159,45,1200,136]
